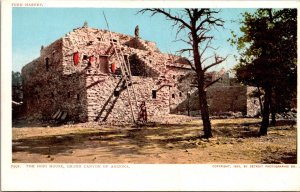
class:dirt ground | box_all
[12,115,297,164]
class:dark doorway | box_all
[45,57,49,71]
[99,56,109,73]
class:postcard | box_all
[1,0,300,191]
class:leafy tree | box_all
[139,9,226,138]
[232,9,297,135]
[12,71,23,102]
[12,71,22,87]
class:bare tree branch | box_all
[199,38,213,58]
[138,9,192,30]
[173,38,193,46]
[203,55,228,72]
[205,77,222,88]
[201,55,214,64]
[177,48,193,54]
[185,8,193,21]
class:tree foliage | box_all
[232,9,297,135]
[12,71,22,87]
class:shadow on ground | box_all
[12,119,297,163]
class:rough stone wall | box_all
[58,26,191,122]
[246,86,261,117]
[167,67,192,113]
[85,74,170,123]
[22,26,192,122]
[22,39,88,121]
[206,86,247,115]
[173,84,261,116]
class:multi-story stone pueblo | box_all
[22,23,259,123]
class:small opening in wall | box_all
[77,94,80,100]
[68,92,71,98]
[112,39,118,43]
[83,55,88,60]
[179,92,182,97]
[124,55,128,63]
[172,94,175,99]
[51,92,54,98]
[114,90,120,97]
[87,41,93,46]
[173,75,176,79]
[45,57,49,71]
[152,90,157,99]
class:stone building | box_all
[22,25,193,123]
[21,24,259,123]
[173,70,260,117]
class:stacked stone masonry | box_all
[22,25,259,122]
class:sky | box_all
[12,8,256,72]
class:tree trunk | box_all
[256,86,263,115]
[270,105,276,126]
[270,92,276,126]
[187,92,190,116]
[260,85,272,136]
[198,76,212,138]
[191,30,212,138]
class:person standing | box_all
[138,101,147,122]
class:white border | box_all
[1,0,300,191]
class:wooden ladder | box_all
[103,13,139,123]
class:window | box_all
[124,55,128,63]
[73,52,80,66]
[87,41,93,46]
[172,94,175,99]
[152,90,157,99]
[114,90,120,97]
[45,57,49,71]
[179,92,182,97]
[110,39,118,43]
[83,55,88,60]
[99,55,109,73]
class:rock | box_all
[209,138,217,141]
[166,143,174,148]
